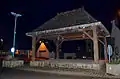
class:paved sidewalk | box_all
[16,67,120,79]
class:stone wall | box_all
[106,63,120,75]
[2,60,24,68]
[30,60,101,70]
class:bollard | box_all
[0,59,2,68]
[0,59,4,76]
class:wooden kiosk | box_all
[26,8,110,64]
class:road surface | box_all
[0,68,118,79]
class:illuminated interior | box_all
[36,42,49,58]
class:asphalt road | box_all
[0,68,118,79]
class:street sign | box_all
[107,45,113,56]
[107,45,113,63]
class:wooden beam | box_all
[64,37,90,41]
[98,36,106,38]
[58,39,64,47]
[98,39,104,45]
[32,36,36,61]
[36,35,41,43]
[83,31,93,40]
[36,34,58,43]
[92,26,99,64]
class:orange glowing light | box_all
[36,42,49,58]
[15,49,19,54]
[118,10,120,16]
[40,42,46,49]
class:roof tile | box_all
[33,8,97,32]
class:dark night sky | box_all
[0,0,119,50]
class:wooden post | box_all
[32,36,36,61]
[36,38,40,58]
[104,37,108,62]
[92,26,99,63]
[28,50,30,59]
[56,36,59,59]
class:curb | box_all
[17,68,120,79]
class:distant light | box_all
[11,47,15,53]
[0,39,3,42]
[40,41,42,43]
[82,56,86,59]
[118,10,120,16]
[82,26,85,28]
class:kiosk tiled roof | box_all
[33,8,97,32]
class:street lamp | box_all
[0,38,3,50]
[10,12,22,57]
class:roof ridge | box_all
[31,7,97,32]
[57,8,82,16]
[82,8,97,22]
[56,7,97,22]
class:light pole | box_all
[11,12,22,57]
[0,39,3,49]
[0,38,3,54]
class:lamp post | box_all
[0,39,3,49]
[11,12,22,57]
[0,38,3,55]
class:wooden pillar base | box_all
[104,37,108,62]
[56,38,59,59]
[93,40,99,63]
[32,36,36,61]
[92,27,99,64]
